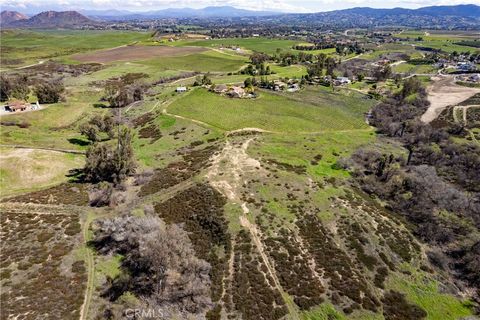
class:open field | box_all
[168,87,375,133]
[72,45,207,63]
[0,147,84,197]
[0,29,151,68]
[170,37,300,54]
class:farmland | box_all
[0,26,478,320]
[168,88,375,132]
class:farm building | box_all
[176,86,188,93]
[227,86,246,98]
[4,100,29,112]
[214,84,228,93]
[335,77,351,85]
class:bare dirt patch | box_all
[421,75,480,123]
[72,45,207,63]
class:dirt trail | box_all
[421,75,480,123]
[206,137,300,319]
[453,105,480,124]
[0,144,85,155]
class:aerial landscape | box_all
[0,0,479,319]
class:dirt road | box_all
[421,75,480,123]
[206,137,300,319]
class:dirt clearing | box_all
[421,75,480,123]
[72,45,207,63]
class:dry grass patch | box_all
[0,147,84,197]
[72,45,207,63]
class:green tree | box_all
[34,80,64,103]
[83,127,136,182]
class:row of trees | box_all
[0,74,64,103]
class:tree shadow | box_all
[93,103,108,108]
[66,168,86,183]
[67,138,90,146]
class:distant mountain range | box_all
[83,6,279,20]
[1,4,479,29]
[1,10,96,28]
[283,4,480,29]
[0,10,28,24]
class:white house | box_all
[176,87,187,93]
[335,77,351,85]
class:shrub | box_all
[34,80,64,103]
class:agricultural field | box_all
[0,29,152,69]
[0,27,478,320]
[394,30,480,53]
[168,87,375,133]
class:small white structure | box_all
[176,86,187,93]
[336,77,351,85]
[287,83,300,92]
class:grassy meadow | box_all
[168,87,375,133]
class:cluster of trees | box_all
[193,74,213,86]
[239,63,272,76]
[345,77,480,302]
[306,54,337,78]
[0,74,64,103]
[249,52,270,65]
[80,114,115,142]
[91,215,212,318]
[335,43,364,56]
[83,126,136,183]
[103,73,146,108]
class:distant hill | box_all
[84,6,280,20]
[0,11,28,25]
[281,4,480,29]
[5,11,97,28]
[1,5,479,29]
[338,4,480,18]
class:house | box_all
[273,80,287,91]
[457,62,476,72]
[176,87,187,93]
[287,83,300,92]
[468,74,480,83]
[5,100,29,112]
[214,84,228,93]
[335,77,351,85]
[227,86,246,98]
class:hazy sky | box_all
[0,0,477,13]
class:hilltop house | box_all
[4,100,29,112]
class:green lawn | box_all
[168,87,375,133]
